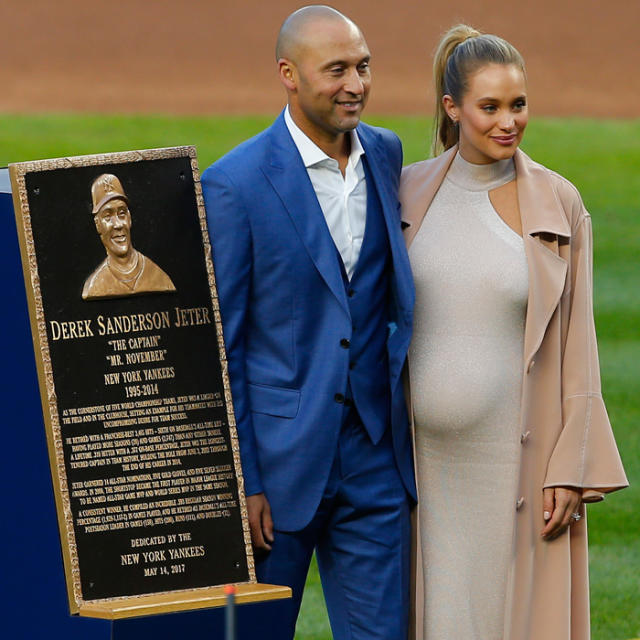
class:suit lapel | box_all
[358,125,416,390]
[359,126,414,317]
[515,149,571,369]
[261,114,348,314]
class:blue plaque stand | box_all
[1,170,290,639]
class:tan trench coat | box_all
[399,146,628,640]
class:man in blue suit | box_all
[201,6,415,639]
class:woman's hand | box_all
[541,486,582,541]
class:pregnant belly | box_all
[409,335,523,438]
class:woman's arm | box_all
[542,188,627,503]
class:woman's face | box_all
[445,63,528,164]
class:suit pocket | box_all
[247,382,301,419]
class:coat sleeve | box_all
[543,203,628,500]
[201,164,264,497]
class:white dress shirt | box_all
[284,106,367,280]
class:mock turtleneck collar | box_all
[446,151,515,192]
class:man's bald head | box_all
[276,4,371,149]
[275,5,360,62]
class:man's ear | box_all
[278,58,297,91]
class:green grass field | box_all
[1,114,638,639]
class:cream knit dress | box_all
[409,152,528,640]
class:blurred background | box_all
[1,0,638,118]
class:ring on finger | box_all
[570,512,582,522]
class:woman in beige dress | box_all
[400,25,628,640]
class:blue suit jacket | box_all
[202,112,416,531]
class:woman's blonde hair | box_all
[432,24,525,156]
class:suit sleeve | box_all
[543,202,628,500]
[201,165,264,497]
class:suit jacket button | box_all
[516,497,525,510]
[520,431,531,444]
[334,393,345,404]
[347,288,355,297]
[340,338,350,348]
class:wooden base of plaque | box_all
[79,583,291,620]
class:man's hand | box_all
[541,486,582,541]
[247,493,274,553]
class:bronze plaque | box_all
[10,147,254,611]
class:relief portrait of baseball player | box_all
[82,173,176,300]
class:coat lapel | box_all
[400,146,457,248]
[261,114,349,315]
[515,149,571,369]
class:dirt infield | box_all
[0,0,638,118]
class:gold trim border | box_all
[9,146,255,616]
